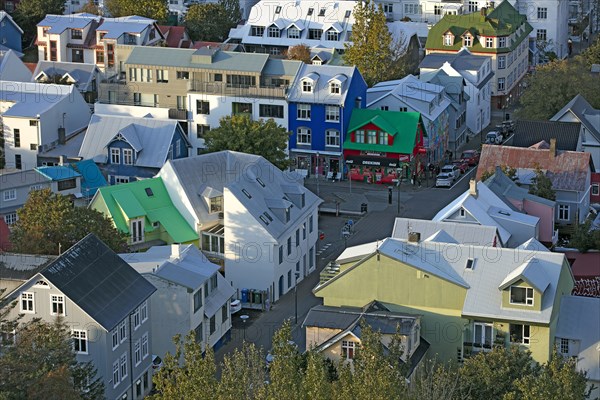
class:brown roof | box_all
[193,41,222,49]
[476,144,592,191]
[24,62,38,74]
[158,25,188,48]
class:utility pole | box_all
[294,273,299,325]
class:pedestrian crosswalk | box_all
[316,243,332,256]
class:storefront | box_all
[292,150,343,179]
[344,154,411,184]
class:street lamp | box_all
[316,152,320,196]
[294,272,300,325]
[240,314,249,341]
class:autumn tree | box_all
[218,342,268,400]
[9,188,127,255]
[287,44,312,64]
[408,359,465,400]
[479,165,517,182]
[204,115,292,170]
[267,320,303,400]
[528,167,556,201]
[104,0,168,22]
[13,0,64,43]
[580,36,600,68]
[79,0,101,15]
[184,3,229,42]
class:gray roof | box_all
[159,151,322,241]
[38,234,156,331]
[392,218,498,246]
[79,114,188,168]
[0,169,51,189]
[263,58,302,76]
[125,46,270,72]
[0,253,55,281]
[286,63,360,105]
[555,295,600,381]
[204,273,235,318]
[40,130,85,158]
[550,94,600,142]
[33,61,99,92]
[511,120,581,150]
[419,48,488,71]
[485,166,556,208]
[37,13,99,33]
[96,15,156,39]
[0,81,78,117]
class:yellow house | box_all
[313,235,575,364]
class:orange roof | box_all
[476,144,592,191]
[24,62,38,74]
[158,25,189,48]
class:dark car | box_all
[452,159,469,174]
[460,150,480,166]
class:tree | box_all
[184,3,229,42]
[409,358,465,400]
[218,342,268,400]
[218,0,241,30]
[568,219,600,252]
[0,318,104,399]
[9,188,127,255]
[344,0,394,86]
[302,350,332,400]
[286,44,312,64]
[104,0,168,23]
[79,0,101,15]
[267,321,303,400]
[528,167,556,201]
[204,115,292,170]
[13,0,65,44]
[150,333,218,399]
[580,37,600,68]
[479,165,517,182]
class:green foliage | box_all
[516,56,600,120]
[218,342,267,400]
[580,37,600,68]
[480,165,517,182]
[267,320,303,400]
[568,219,600,252]
[184,3,229,42]
[303,350,332,400]
[218,0,241,30]
[13,0,64,43]
[528,167,556,201]
[287,44,312,64]
[9,188,127,255]
[78,0,101,15]
[408,358,465,400]
[105,0,168,23]
[204,115,292,170]
[0,318,104,399]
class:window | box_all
[176,71,189,80]
[467,1,478,12]
[259,104,284,118]
[222,304,228,323]
[14,155,21,170]
[134,339,141,366]
[156,69,168,83]
[211,274,217,290]
[498,37,507,47]
[194,288,202,312]
[309,215,314,232]
[201,233,225,255]
[399,107,408,112]
[227,74,255,88]
[302,80,312,92]
[119,320,127,343]
[367,130,377,144]
[537,7,547,19]
[559,338,569,354]
[51,295,65,315]
[592,184,599,196]
[73,330,88,354]
[341,340,357,359]
[308,28,323,39]
[142,333,149,358]
[378,131,388,145]
[3,189,16,201]
[463,35,472,47]
[112,329,118,350]
[473,323,493,347]
[110,148,120,164]
[355,130,365,143]
[443,34,453,46]
[326,30,339,41]
[195,323,203,342]
[287,236,292,255]
[133,307,141,330]
[330,82,341,94]
[434,5,442,15]
[4,213,17,225]
[297,104,311,120]
[30,144,38,151]
[20,292,34,313]
[309,246,314,268]
[197,124,210,139]
[210,315,216,334]
[295,229,300,246]
[232,102,252,115]
[485,37,493,48]
[250,25,265,36]
[13,129,20,147]
[58,179,76,191]
[279,246,284,264]
[498,56,506,69]
[123,148,133,165]
[268,25,280,38]
[404,3,421,14]
[210,196,223,213]
[497,78,505,91]
[510,286,534,305]
[558,204,570,220]
[326,130,340,147]
[288,26,300,39]
[131,219,144,244]
[307,7,313,15]
[537,29,547,41]
[114,176,129,185]
[383,3,393,13]
[297,127,311,144]
[196,100,210,115]
[325,106,340,122]
[113,360,120,387]
[120,353,127,380]
[510,323,530,345]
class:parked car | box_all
[230,299,242,314]
[440,164,460,180]
[501,120,515,133]
[452,159,469,174]
[436,173,455,188]
[485,131,503,144]
[460,150,480,166]
[152,355,163,371]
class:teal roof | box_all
[94,177,198,243]
[69,159,107,198]
[345,109,421,154]
[35,166,81,181]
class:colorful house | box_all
[313,236,575,365]
[89,177,198,250]
[287,64,367,179]
[343,109,425,183]
[0,11,23,53]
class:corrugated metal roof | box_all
[69,159,108,198]
[263,58,302,76]
[485,166,556,208]
[33,61,99,92]
[204,273,235,317]
[35,165,81,181]
[551,94,600,142]
[0,81,76,117]
[286,63,358,105]
[37,13,99,33]
[391,218,498,246]
[96,15,156,39]
[39,234,156,331]
[0,169,51,189]
[499,258,552,293]
[511,120,581,150]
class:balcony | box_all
[168,108,188,120]
[187,81,287,99]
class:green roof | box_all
[95,177,198,243]
[345,109,421,153]
[426,1,533,53]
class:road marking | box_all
[316,243,332,256]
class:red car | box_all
[452,159,469,174]
[460,150,480,166]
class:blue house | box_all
[0,11,23,53]
[287,64,367,179]
[78,114,191,185]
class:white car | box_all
[436,173,455,188]
[486,131,504,144]
[230,299,242,314]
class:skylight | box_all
[318,8,326,16]
[145,188,154,197]
[307,7,313,15]
[465,259,474,270]
[259,215,270,225]
[275,5,281,13]
[256,177,266,187]
[242,189,252,199]
[344,10,351,18]
[263,212,273,222]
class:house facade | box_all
[425,1,532,109]
[287,64,367,178]
[157,151,322,302]
[0,81,91,171]
[343,109,425,183]
[367,75,451,164]
[314,237,575,365]
[120,244,235,357]
[0,11,23,53]
[0,169,52,227]
[2,234,157,399]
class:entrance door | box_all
[278,275,284,298]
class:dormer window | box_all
[344,10,351,18]
[250,26,265,36]
[275,5,281,13]
[443,33,453,46]
[210,196,223,213]
[463,34,472,47]
[485,37,493,48]
[330,82,341,94]
[308,29,322,40]
[326,30,339,41]
[498,37,507,47]
[288,26,300,39]
[268,25,280,38]
[510,286,534,305]
[302,80,312,92]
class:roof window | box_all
[318,8,326,16]
[145,188,154,197]
[465,258,474,270]
[307,7,314,16]
[256,177,266,187]
[275,5,281,13]
[242,189,252,199]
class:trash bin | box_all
[241,289,248,303]
[253,291,262,304]
[361,203,368,213]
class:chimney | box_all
[59,155,67,166]
[408,232,421,243]
[171,244,180,259]
[469,179,478,197]
[58,127,66,144]
[549,138,557,158]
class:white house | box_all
[120,244,235,357]
[0,49,32,82]
[0,81,91,170]
[157,150,322,302]
[419,48,494,135]
[32,61,101,103]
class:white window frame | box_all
[142,333,149,359]
[473,322,493,348]
[537,7,547,19]
[297,103,311,120]
[112,329,119,350]
[72,329,88,354]
[141,301,148,323]
[302,80,312,93]
[30,184,44,192]
[288,26,300,39]
[110,148,120,164]
[325,129,340,147]
[559,338,569,354]
[558,204,570,221]
[3,189,16,201]
[510,323,531,345]
[463,35,472,47]
[268,25,280,38]
[123,149,133,165]
[485,37,493,48]
[113,360,120,388]
[498,55,506,69]
[341,340,357,359]
[325,106,340,122]
[118,320,127,343]
[444,34,452,46]
[498,78,505,91]
[592,184,599,196]
[297,127,311,145]
[537,29,547,41]
[133,307,140,330]
[50,294,65,316]
[130,218,144,244]
[498,37,507,47]
[120,353,127,380]
[134,339,141,366]
[4,212,17,225]
[326,29,339,41]
[20,292,35,313]
[114,176,129,185]
[510,286,534,306]
[330,82,341,94]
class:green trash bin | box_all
[253,291,262,304]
